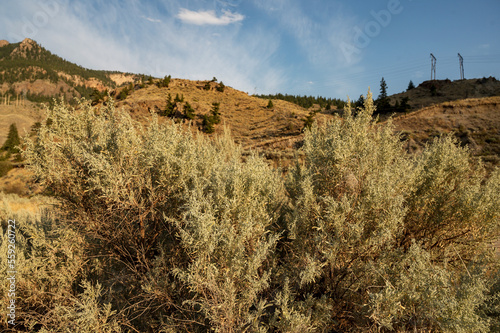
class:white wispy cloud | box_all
[177,8,244,25]
[141,16,161,23]
[0,0,284,94]
[254,0,359,67]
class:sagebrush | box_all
[3,93,498,332]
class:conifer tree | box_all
[216,81,225,92]
[1,123,20,153]
[266,99,274,109]
[202,114,215,133]
[400,96,410,111]
[376,77,391,113]
[163,93,175,117]
[183,101,195,120]
[210,102,221,124]
[174,93,184,103]
[157,75,171,88]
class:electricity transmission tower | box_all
[430,53,437,81]
[458,53,464,80]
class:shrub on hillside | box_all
[20,95,500,332]
[282,91,500,331]
[0,194,123,332]
[23,99,285,331]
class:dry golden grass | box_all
[391,96,500,165]
[115,79,327,161]
[0,167,42,197]
[0,190,55,218]
[0,101,43,143]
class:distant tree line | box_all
[255,93,346,110]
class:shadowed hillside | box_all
[391,77,500,110]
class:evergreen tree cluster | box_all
[256,92,346,110]
[117,83,134,100]
[202,102,222,133]
[0,42,118,86]
[159,93,198,121]
[375,77,411,114]
[203,78,225,92]
[90,89,109,105]
[1,123,20,155]
[156,75,171,88]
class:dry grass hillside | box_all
[114,79,332,165]
[1,72,500,195]
[0,100,43,143]
[392,96,500,166]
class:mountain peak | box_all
[10,38,42,59]
[19,38,39,51]
[0,40,9,48]
[21,38,37,46]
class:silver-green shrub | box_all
[23,99,285,331]
[282,91,500,332]
[20,94,500,332]
[0,194,122,332]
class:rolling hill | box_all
[392,96,500,166]
[0,38,499,196]
[390,77,500,110]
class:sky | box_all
[1,0,499,100]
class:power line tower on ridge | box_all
[430,53,437,81]
[458,53,464,80]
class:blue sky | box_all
[1,0,499,99]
